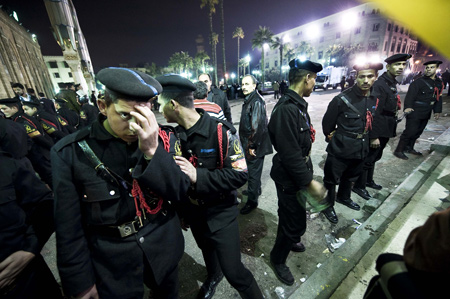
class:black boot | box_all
[197,272,224,299]
[322,184,338,223]
[270,231,295,285]
[238,277,264,299]
[366,167,382,190]
[353,169,372,199]
[394,139,409,160]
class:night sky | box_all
[1,0,360,73]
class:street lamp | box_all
[231,72,236,83]
[282,65,289,80]
[245,55,251,74]
[225,73,229,84]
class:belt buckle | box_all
[118,220,138,238]
[430,101,435,105]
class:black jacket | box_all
[57,105,79,133]
[404,76,443,120]
[0,151,54,262]
[0,117,30,160]
[208,86,232,123]
[268,89,313,191]
[79,103,100,128]
[239,90,273,160]
[176,110,248,233]
[51,119,190,296]
[322,85,378,160]
[34,109,67,142]
[371,72,400,138]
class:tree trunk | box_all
[208,11,217,85]
[261,48,265,84]
[237,38,240,78]
[279,47,283,81]
[220,0,226,78]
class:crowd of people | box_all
[0,53,447,298]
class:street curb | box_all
[430,127,450,154]
[290,150,446,299]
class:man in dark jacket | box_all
[78,95,99,128]
[0,98,54,188]
[56,83,81,114]
[268,59,325,285]
[239,74,273,215]
[353,54,411,200]
[22,100,67,143]
[54,98,79,133]
[393,60,444,159]
[198,73,232,123]
[51,68,191,298]
[37,92,57,115]
[156,74,263,299]
[321,62,383,224]
[0,151,62,298]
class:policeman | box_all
[56,82,81,114]
[54,98,79,133]
[239,74,273,215]
[0,98,54,188]
[156,74,263,299]
[322,62,383,224]
[268,59,325,285]
[51,68,191,298]
[22,100,67,143]
[0,151,62,298]
[78,94,100,128]
[353,54,411,200]
[393,60,444,159]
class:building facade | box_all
[43,55,76,93]
[265,2,418,75]
[0,7,55,99]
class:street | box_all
[41,86,450,298]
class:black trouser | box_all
[274,91,280,99]
[1,254,62,299]
[190,218,255,292]
[144,261,179,299]
[246,156,265,206]
[355,137,389,188]
[397,117,429,151]
[270,183,306,264]
[323,154,364,205]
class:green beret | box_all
[384,54,411,64]
[289,59,323,73]
[97,67,162,100]
[156,74,196,93]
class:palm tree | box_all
[251,26,274,84]
[200,0,219,84]
[180,51,193,75]
[194,51,210,78]
[211,32,219,84]
[232,27,244,78]
[297,41,315,60]
[285,46,295,63]
[168,52,184,74]
[325,44,362,67]
[272,36,290,81]
[219,0,226,77]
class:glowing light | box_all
[404,69,411,75]
[298,55,307,62]
[231,73,236,79]
[354,55,366,66]
[245,55,251,63]
[306,25,320,39]
[283,35,290,43]
[341,12,358,29]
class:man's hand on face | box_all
[129,104,159,158]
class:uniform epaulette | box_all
[159,124,176,133]
[53,126,90,152]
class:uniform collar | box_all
[89,114,120,141]
[284,89,308,109]
[380,72,398,85]
[350,85,372,98]
[177,108,211,141]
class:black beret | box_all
[97,67,162,100]
[289,59,323,73]
[21,100,41,108]
[156,74,196,93]
[54,98,69,104]
[0,98,21,105]
[11,83,24,89]
[385,54,412,64]
[353,62,384,71]
[423,60,443,66]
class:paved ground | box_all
[41,85,450,298]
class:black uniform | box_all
[56,103,79,133]
[79,103,100,128]
[396,76,443,152]
[39,97,57,115]
[0,151,62,298]
[208,86,232,123]
[51,118,190,298]
[176,111,261,295]
[10,111,53,188]
[355,72,399,189]
[239,90,273,207]
[268,89,314,264]
[0,117,30,161]
[322,85,378,205]
[33,109,67,143]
